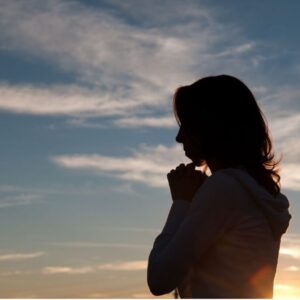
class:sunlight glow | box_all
[274,284,300,299]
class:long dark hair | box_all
[173,74,281,196]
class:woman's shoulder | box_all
[194,168,248,205]
[202,168,242,191]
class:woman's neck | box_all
[206,159,244,174]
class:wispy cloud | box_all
[274,284,300,299]
[0,270,34,277]
[0,83,138,117]
[51,139,300,190]
[51,143,189,187]
[0,184,44,208]
[0,0,298,134]
[268,113,300,193]
[280,163,300,192]
[89,292,110,298]
[0,193,41,208]
[285,266,299,272]
[0,0,266,129]
[46,241,150,249]
[279,234,300,260]
[98,226,160,234]
[42,260,147,275]
[113,115,176,128]
[0,251,45,261]
[97,260,147,271]
[131,292,152,298]
[42,266,93,275]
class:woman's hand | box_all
[167,163,208,202]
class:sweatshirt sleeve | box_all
[147,172,235,296]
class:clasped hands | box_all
[167,163,208,203]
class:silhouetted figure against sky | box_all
[147,75,291,298]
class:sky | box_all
[0,0,300,298]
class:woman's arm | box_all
[147,171,236,296]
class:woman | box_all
[147,75,291,298]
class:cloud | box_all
[0,185,24,193]
[131,292,152,298]
[42,260,147,275]
[51,143,189,187]
[269,112,300,191]
[280,163,300,192]
[0,83,140,117]
[285,266,299,272]
[113,115,176,128]
[68,115,175,130]
[51,139,300,190]
[42,266,93,275]
[0,270,34,277]
[0,251,45,261]
[279,234,300,260]
[0,185,44,208]
[46,241,150,249]
[274,284,300,299]
[0,193,41,208]
[97,260,147,271]
[0,0,268,128]
[89,293,110,298]
[214,42,256,58]
[98,226,160,234]
[51,132,300,189]
[0,0,228,86]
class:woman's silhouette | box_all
[147,75,291,298]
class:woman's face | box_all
[176,126,205,166]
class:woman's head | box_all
[173,74,281,195]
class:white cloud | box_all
[268,112,300,192]
[0,0,224,86]
[114,115,176,128]
[0,83,140,117]
[280,163,300,192]
[280,234,300,259]
[0,0,267,128]
[0,251,45,261]
[274,284,300,299]
[51,138,300,191]
[97,260,147,271]
[51,143,189,187]
[42,266,93,275]
[215,42,256,58]
[269,112,300,141]
[42,260,147,275]
[0,193,41,208]
[285,266,299,272]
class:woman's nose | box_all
[176,127,184,143]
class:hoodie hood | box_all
[222,168,292,241]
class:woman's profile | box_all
[147,75,291,298]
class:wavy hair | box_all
[173,75,281,196]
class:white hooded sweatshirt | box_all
[147,167,291,298]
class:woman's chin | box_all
[193,158,206,167]
[184,151,205,166]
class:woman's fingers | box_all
[168,163,187,179]
[175,163,186,170]
[167,162,208,202]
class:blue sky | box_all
[0,0,300,298]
